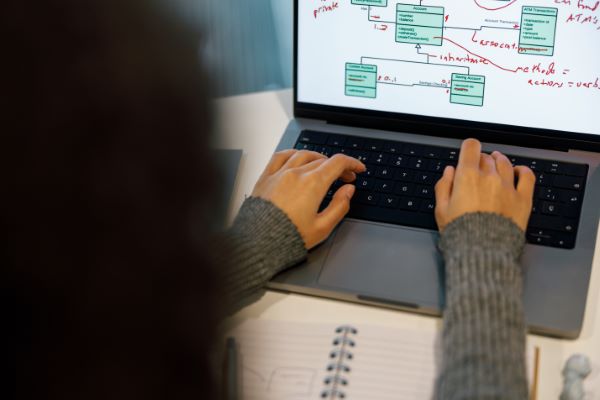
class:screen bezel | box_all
[293,0,600,152]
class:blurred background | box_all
[171,0,293,97]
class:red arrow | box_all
[372,15,380,19]
[514,24,520,29]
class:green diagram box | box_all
[351,0,387,6]
[346,87,377,98]
[518,6,558,56]
[345,63,377,99]
[450,74,485,107]
[396,4,444,46]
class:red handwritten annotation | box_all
[313,1,339,19]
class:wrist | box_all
[439,212,526,260]
[231,197,307,277]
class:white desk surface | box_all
[215,89,600,398]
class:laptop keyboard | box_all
[294,130,589,249]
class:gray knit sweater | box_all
[223,197,528,400]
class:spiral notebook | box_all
[226,319,539,400]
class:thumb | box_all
[317,184,355,235]
[434,166,455,229]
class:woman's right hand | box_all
[434,139,536,232]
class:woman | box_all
[5,1,535,399]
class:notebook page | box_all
[343,325,440,400]
[228,319,337,400]
[346,325,537,400]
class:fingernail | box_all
[346,185,356,200]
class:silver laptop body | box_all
[268,0,600,339]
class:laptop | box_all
[268,0,600,339]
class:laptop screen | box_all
[297,1,600,137]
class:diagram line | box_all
[378,82,449,89]
[445,25,520,31]
[361,55,470,74]
[433,36,521,73]
[368,6,395,24]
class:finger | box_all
[264,149,297,175]
[282,150,327,169]
[457,138,482,170]
[296,158,357,182]
[515,166,536,199]
[316,184,355,239]
[315,154,366,185]
[434,166,455,225]
[491,151,514,184]
[479,153,496,175]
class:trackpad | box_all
[318,221,444,309]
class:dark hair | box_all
[4,1,222,399]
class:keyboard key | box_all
[422,147,441,159]
[356,177,374,190]
[374,180,394,193]
[380,195,399,208]
[327,135,346,147]
[362,165,376,178]
[542,202,560,216]
[388,155,406,167]
[295,143,314,151]
[554,175,584,190]
[545,161,562,174]
[537,187,559,201]
[373,153,389,165]
[403,144,424,156]
[526,232,552,246]
[563,205,580,218]
[415,173,440,185]
[421,200,436,213]
[440,148,459,161]
[298,131,327,144]
[375,167,395,179]
[526,228,576,248]
[395,182,415,196]
[415,186,434,198]
[564,163,588,177]
[408,157,427,170]
[316,146,333,157]
[429,160,448,173]
[398,197,421,211]
[346,137,364,150]
[355,191,379,205]
[551,233,576,248]
[525,159,546,171]
[383,141,402,154]
[535,172,553,186]
[559,189,582,204]
[365,140,383,151]
[529,215,577,233]
[352,151,370,163]
[395,169,414,182]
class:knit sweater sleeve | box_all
[217,197,307,313]
[437,212,528,400]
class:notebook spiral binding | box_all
[320,325,358,399]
